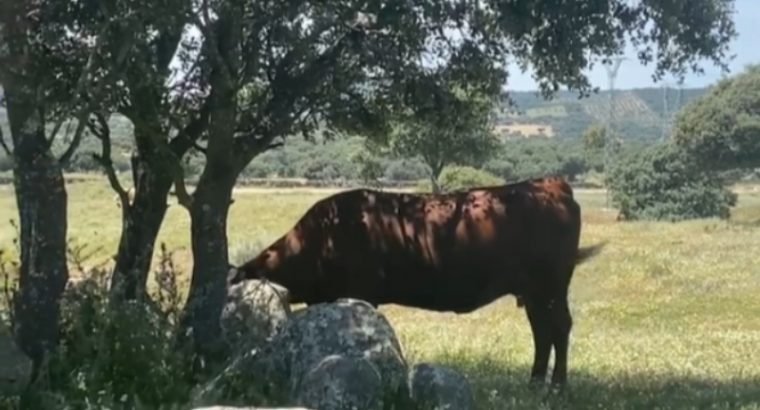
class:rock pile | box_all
[194,280,475,410]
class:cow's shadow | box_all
[434,355,760,409]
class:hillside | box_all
[0,86,708,171]
[494,86,708,140]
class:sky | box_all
[505,0,760,91]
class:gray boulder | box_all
[261,298,408,401]
[222,280,291,350]
[408,363,475,410]
[196,299,408,408]
[0,330,32,394]
[296,355,383,410]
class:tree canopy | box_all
[386,90,499,192]
[673,64,760,171]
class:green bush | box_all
[608,143,737,221]
[0,243,207,409]
[425,166,504,193]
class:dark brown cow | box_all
[228,176,605,386]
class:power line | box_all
[660,82,672,141]
[603,57,625,208]
[660,78,687,141]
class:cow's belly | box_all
[380,265,519,313]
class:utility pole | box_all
[604,57,625,208]
[661,82,671,141]
[661,78,687,141]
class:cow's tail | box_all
[515,241,606,309]
[576,241,607,265]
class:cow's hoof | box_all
[547,381,568,396]
[528,376,545,390]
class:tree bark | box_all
[178,168,236,358]
[430,164,444,194]
[109,152,174,302]
[430,174,442,194]
[6,89,69,372]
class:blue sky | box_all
[505,0,760,91]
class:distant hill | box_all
[494,86,709,140]
[0,85,710,166]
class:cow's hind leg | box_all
[549,296,572,387]
[524,296,552,385]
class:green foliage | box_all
[388,90,501,186]
[0,245,208,409]
[351,147,385,187]
[485,138,590,182]
[608,143,737,221]
[583,124,607,151]
[673,64,760,170]
[436,166,504,193]
[581,124,623,173]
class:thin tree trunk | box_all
[430,164,443,194]
[178,169,236,359]
[109,153,173,302]
[430,174,441,194]
[6,92,69,373]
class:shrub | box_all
[384,159,428,181]
[0,242,207,409]
[417,166,504,193]
[482,159,515,181]
[608,143,737,221]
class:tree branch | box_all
[58,118,89,165]
[88,111,130,211]
[236,27,364,160]
[50,18,112,151]
[192,141,208,154]
[59,17,136,166]
[194,0,235,88]
[172,172,193,210]
[0,125,11,156]
[168,99,212,155]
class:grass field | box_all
[1,177,760,409]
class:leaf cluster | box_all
[673,64,760,171]
[608,143,737,221]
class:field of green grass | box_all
[1,176,760,409]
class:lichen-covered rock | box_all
[408,363,475,410]
[222,280,291,350]
[261,298,408,401]
[0,331,32,394]
[194,299,408,408]
[296,355,383,410]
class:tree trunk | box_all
[6,92,69,373]
[109,152,174,302]
[178,169,236,359]
[427,161,444,194]
[430,174,441,194]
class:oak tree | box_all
[174,0,739,357]
[673,64,760,171]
